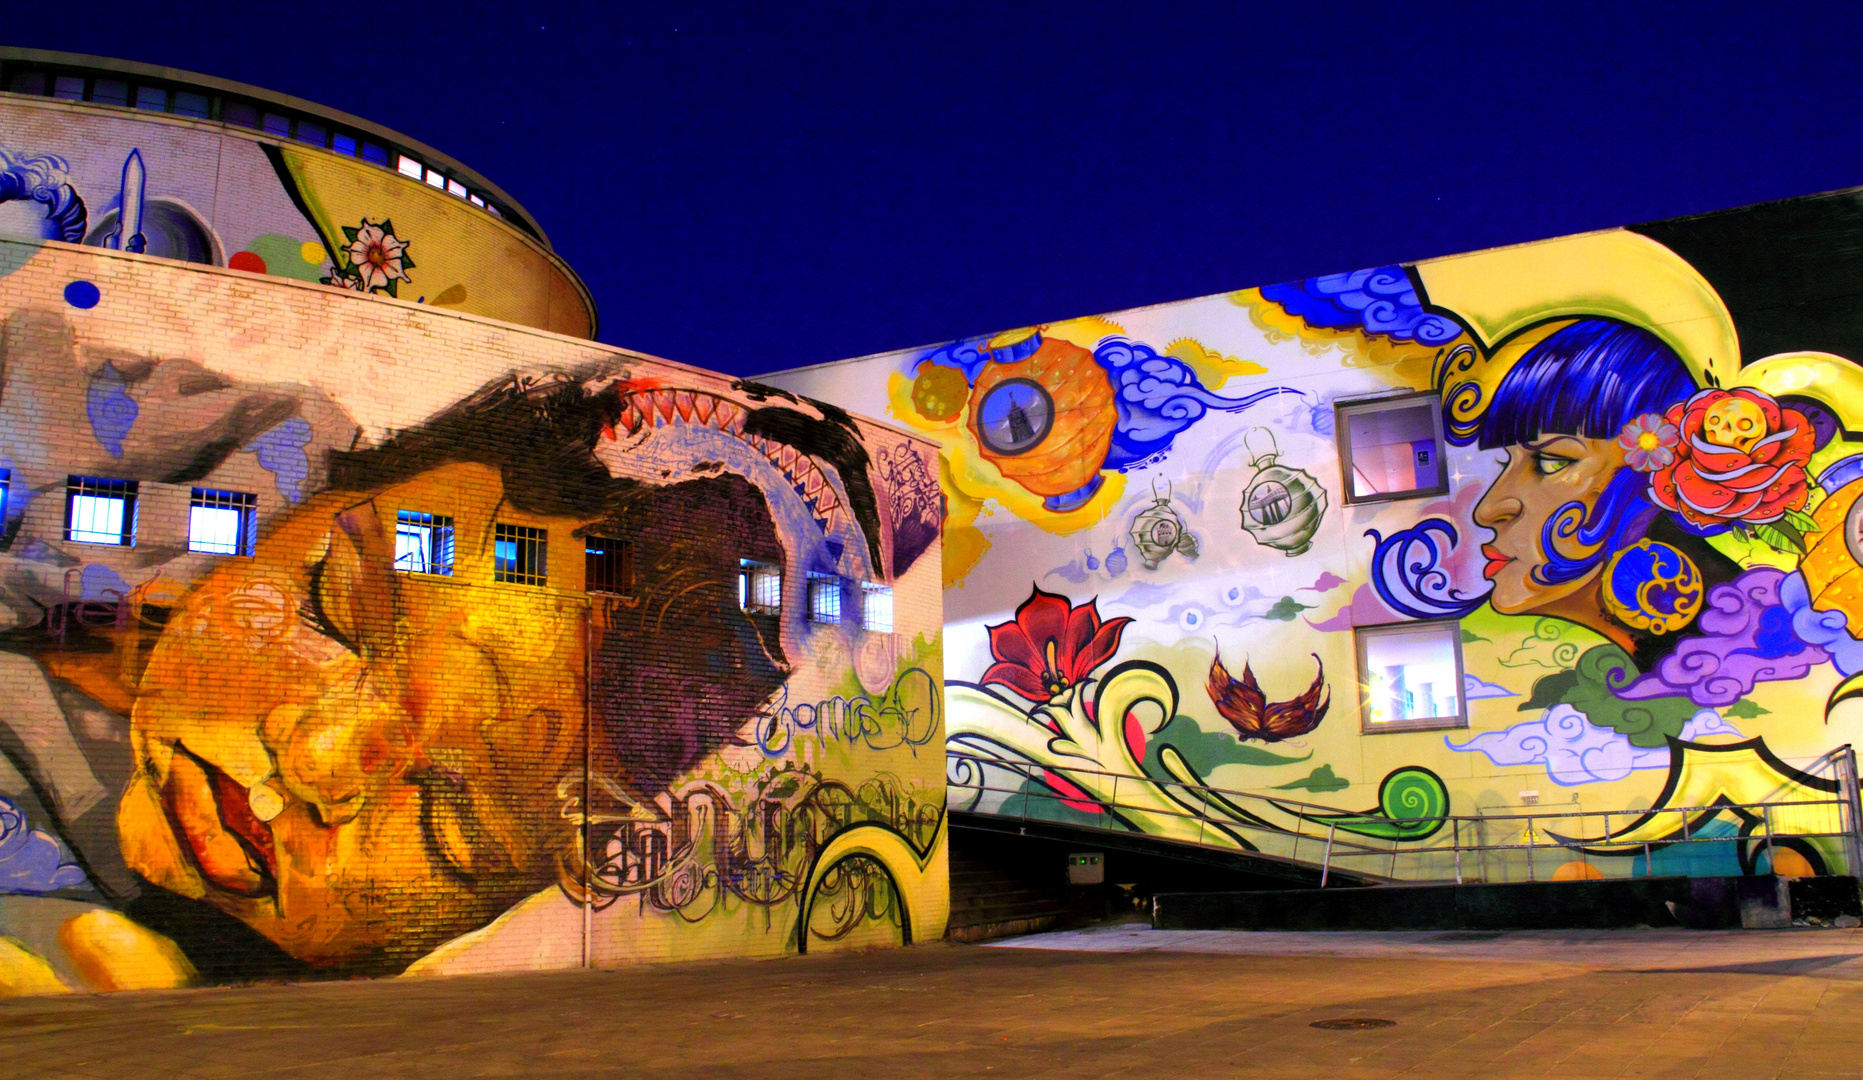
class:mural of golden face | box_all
[119,464,589,971]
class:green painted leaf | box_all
[1784,507,1821,534]
[1263,596,1312,621]
[1518,669,1579,712]
[1144,715,1310,775]
[1724,699,1772,719]
[1753,522,1807,556]
[1273,764,1350,793]
[1461,628,1488,643]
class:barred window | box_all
[65,477,137,546]
[188,489,256,556]
[395,511,455,576]
[0,469,9,523]
[739,559,781,614]
[807,574,842,625]
[861,583,894,633]
[494,524,548,586]
[585,537,634,596]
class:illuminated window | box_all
[861,583,894,633]
[468,193,485,208]
[332,132,357,155]
[494,524,547,586]
[397,154,424,179]
[425,170,447,190]
[1335,393,1447,504]
[188,489,256,556]
[0,469,10,523]
[395,511,454,576]
[445,178,467,198]
[1356,620,1466,732]
[261,112,290,137]
[65,477,137,546]
[739,559,781,614]
[807,574,842,624]
[585,536,633,595]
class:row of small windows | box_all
[739,559,893,632]
[32,477,640,599]
[13,475,903,628]
[1,64,532,235]
[61,477,258,556]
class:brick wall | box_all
[0,236,945,996]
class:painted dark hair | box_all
[1461,319,1701,587]
[1461,319,1697,450]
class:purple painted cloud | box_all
[1618,568,1827,708]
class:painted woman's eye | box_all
[1535,453,1575,476]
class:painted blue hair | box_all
[1461,320,1697,450]
[1467,319,1700,587]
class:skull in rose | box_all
[1647,387,1814,528]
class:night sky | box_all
[19,2,1863,376]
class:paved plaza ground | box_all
[7,923,1863,1079]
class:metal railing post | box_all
[1763,803,1777,875]
[1525,816,1534,883]
[1453,818,1463,885]
[1320,823,1336,888]
[1837,745,1863,878]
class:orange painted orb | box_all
[968,334,1116,499]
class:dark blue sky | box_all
[21,2,1863,375]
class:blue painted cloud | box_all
[86,362,137,458]
[1258,265,1462,346]
[0,796,86,894]
[1448,706,1741,786]
[1463,673,1517,700]
[243,417,314,502]
[1780,570,1863,677]
[1096,338,1302,470]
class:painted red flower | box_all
[981,586,1133,701]
[1648,387,1814,528]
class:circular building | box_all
[0,48,596,337]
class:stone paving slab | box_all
[5,927,1863,1078]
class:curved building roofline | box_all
[0,47,554,250]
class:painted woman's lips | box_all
[162,747,277,898]
[1481,544,1513,580]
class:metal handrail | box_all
[946,745,1863,885]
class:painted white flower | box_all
[346,221,410,292]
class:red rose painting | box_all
[1648,388,1814,528]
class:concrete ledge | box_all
[1153,875,1863,932]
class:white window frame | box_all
[1334,391,1450,505]
[1354,618,1468,734]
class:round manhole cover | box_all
[1310,1018,1397,1030]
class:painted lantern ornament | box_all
[968,328,1118,512]
[1129,475,1199,570]
[1238,428,1327,556]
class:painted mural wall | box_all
[765,188,1863,887]
[0,237,944,996]
[0,95,596,338]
